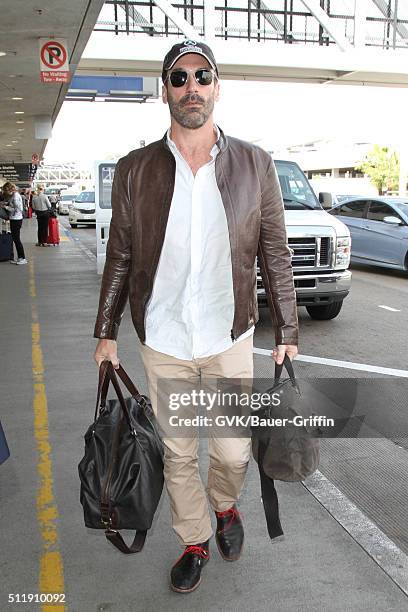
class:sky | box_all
[44,79,408,169]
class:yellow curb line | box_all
[29,259,65,611]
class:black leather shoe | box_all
[215,505,244,561]
[170,540,210,593]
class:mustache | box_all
[180,93,205,105]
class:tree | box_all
[355,145,399,195]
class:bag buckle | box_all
[138,395,148,409]
[100,501,112,527]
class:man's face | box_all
[162,54,220,129]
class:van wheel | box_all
[70,223,77,228]
[306,300,343,320]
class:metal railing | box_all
[95,0,408,49]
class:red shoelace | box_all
[216,505,240,533]
[175,545,209,565]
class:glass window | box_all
[394,202,408,219]
[75,191,95,203]
[274,160,320,209]
[338,200,367,218]
[367,201,397,222]
[98,164,116,209]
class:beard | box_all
[167,91,215,129]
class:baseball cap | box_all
[162,39,219,82]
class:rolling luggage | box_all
[46,216,60,245]
[0,221,13,261]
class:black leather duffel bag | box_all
[78,362,164,553]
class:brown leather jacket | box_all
[94,129,299,346]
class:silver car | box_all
[59,193,77,215]
[69,191,96,228]
[329,197,408,271]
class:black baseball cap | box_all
[162,39,219,82]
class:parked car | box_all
[59,192,77,215]
[329,196,408,271]
[69,191,96,228]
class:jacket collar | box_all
[161,124,228,154]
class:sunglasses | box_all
[166,68,216,88]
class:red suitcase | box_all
[46,217,60,245]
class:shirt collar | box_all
[167,125,221,161]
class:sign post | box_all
[39,38,70,83]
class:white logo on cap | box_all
[184,39,197,46]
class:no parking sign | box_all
[39,38,70,83]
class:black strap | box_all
[97,362,146,412]
[274,354,296,386]
[105,529,147,554]
[94,362,110,421]
[257,439,284,540]
[94,363,137,432]
[253,356,297,539]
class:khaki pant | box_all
[139,336,253,545]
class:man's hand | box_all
[271,344,298,365]
[94,339,120,369]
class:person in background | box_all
[32,186,51,246]
[48,191,59,212]
[0,182,27,265]
[20,189,28,218]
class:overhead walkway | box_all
[1,219,408,610]
[79,0,408,86]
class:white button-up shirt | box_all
[144,128,254,360]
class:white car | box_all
[59,193,77,215]
[69,191,96,228]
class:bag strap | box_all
[114,364,140,397]
[105,528,147,554]
[257,439,284,540]
[94,362,134,432]
[99,362,144,409]
[94,362,110,421]
[274,354,297,387]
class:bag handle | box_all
[105,528,147,554]
[274,354,297,387]
[94,362,110,421]
[94,362,136,433]
[99,362,144,408]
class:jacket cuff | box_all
[93,321,119,341]
[275,333,298,346]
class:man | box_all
[94,39,298,593]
